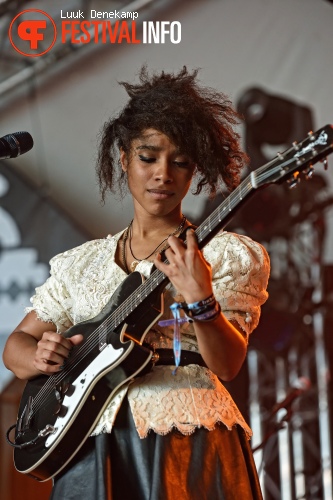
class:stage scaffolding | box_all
[222,178,333,500]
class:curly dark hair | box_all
[96,66,248,201]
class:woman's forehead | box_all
[131,128,181,152]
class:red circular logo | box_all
[9,9,57,57]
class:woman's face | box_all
[121,129,195,218]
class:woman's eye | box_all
[174,161,190,168]
[139,155,155,163]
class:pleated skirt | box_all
[51,399,262,500]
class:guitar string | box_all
[32,149,322,410]
[30,270,171,412]
[37,139,326,407]
[29,157,286,413]
[30,178,254,413]
[62,153,304,339]
[30,266,172,411]
[29,153,310,413]
[30,156,292,413]
[29,140,330,417]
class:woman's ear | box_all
[120,148,127,172]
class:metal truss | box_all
[0,0,162,106]
[248,210,333,499]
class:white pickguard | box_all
[45,343,124,448]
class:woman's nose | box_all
[154,160,173,182]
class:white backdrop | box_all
[1,0,332,252]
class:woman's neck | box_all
[130,209,185,240]
[119,212,189,274]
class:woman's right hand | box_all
[34,331,83,374]
[3,311,83,380]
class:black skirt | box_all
[51,399,262,500]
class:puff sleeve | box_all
[203,231,270,338]
[24,237,127,333]
[25,250,75,332]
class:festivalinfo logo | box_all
[8,8,181,57]
[9,10,57,57]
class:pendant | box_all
[130,260,140,272]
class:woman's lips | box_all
[147,189,175,199]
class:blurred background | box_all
[1,0,333,498]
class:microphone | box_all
[270,377,311,417]
[0,131,33,159]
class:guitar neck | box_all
[112,123,333,327]
[193,174,255,250]
[119,172,257,320]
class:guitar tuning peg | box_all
[292,141,300,151]
[321,157,328,170]
[308,130,315,141]
[304,165,314,179]
[287,172,300,189]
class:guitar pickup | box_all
[17,396,33,432]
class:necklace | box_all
[122,215,187,273]
[122,226,130,274]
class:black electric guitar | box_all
[8,125,333,481]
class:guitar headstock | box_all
[252,124,333,189]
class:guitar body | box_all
[13,271,164,481]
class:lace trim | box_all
[127,365,252,439]
[25,231,269,440]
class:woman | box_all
[3,67,270,499]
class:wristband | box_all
[157,295,221,373]
[190,302,221,322]
[187,294,215,309]
[186,295,217,318]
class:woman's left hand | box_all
[154,228,248,380]
[154,228,213,303]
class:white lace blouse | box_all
[26,230,270,439]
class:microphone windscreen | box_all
[0,131,34,158]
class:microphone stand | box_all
[252,407,293,453]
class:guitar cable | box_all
[6,422,55,449]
